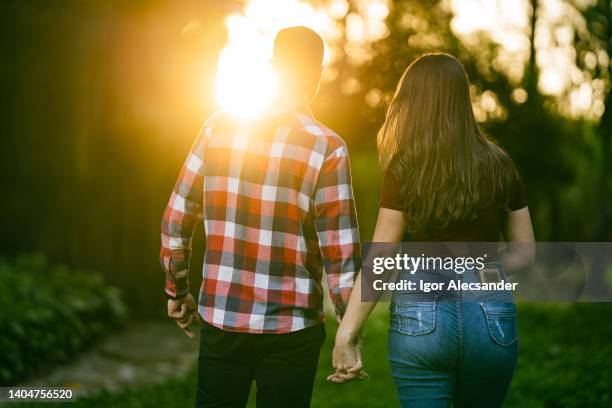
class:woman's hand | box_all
[327,208,407,384]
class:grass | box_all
[20,303,612,407]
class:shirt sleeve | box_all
[379,168,404,211]
[314,142,361,318]
[159,125,207,298]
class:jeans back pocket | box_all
[392,300,436,336]
[480,302,517,346]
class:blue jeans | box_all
[388,270,518,407]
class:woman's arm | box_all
[330,208,407,379]
[501,207,535,274]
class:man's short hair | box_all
[273,26,324,69]
[273,26,324,101]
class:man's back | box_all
[161,26,360,407]
[161,105,361,333]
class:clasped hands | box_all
[327,331,368,383]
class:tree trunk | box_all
[596,0,611,240]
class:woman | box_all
[329,53,535,407]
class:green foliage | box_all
[316,0,609,241]
[0,254,127,386]
[506,303,612,407]
[24,303,611,408]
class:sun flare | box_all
[215,35,279,118]
[214,0,390,117]
[214,0,329,117]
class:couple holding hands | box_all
[161,26,534,408]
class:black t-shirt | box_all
[380,168,527,242]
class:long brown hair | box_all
[377,53,518,234]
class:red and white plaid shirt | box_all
[160,103,361,333]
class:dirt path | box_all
[21,320,199,395]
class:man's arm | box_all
[160,125,207,299]
[314,142,361,320]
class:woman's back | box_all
[380,162,527,241]
[376,53,526,241]
[332,53,535,408]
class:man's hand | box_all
[167,293,201,338]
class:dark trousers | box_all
[195,321,326,408]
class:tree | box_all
[324,0,583,239]
[572,0,612,240]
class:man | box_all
[160,26,361,407]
